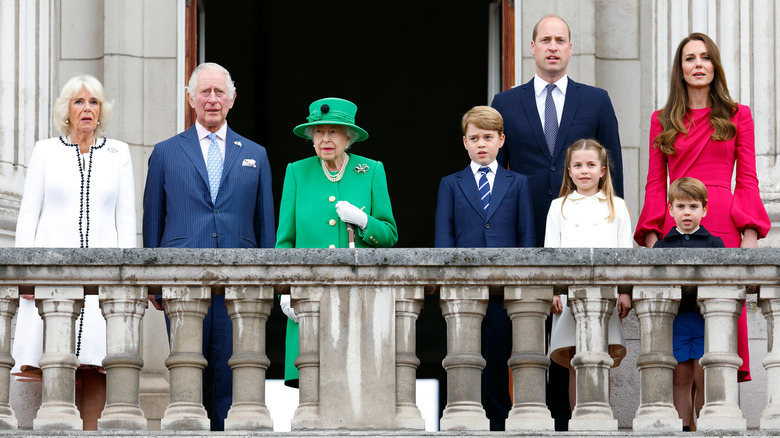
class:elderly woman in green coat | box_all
[277,97,398,386]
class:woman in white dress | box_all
[14,75,136,430]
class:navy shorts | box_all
[673,311,705,363]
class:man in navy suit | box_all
[491,15,623,430]
[435,106,534,430]
[142,62,275,431]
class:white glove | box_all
[280,295,298,323]
[336,201,368,229]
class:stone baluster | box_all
[631,286,681,431]
[223,285,274,430]
[567,286,618,431]
[696,285,747,430]
[291,286,323,430]
[504,286,554,431]
[394,286,425,429]
[97,285,148,430]
[760,286,780,430]
[0,287,17,429]
[439,285,489,430]
[33,286,84,430]
[160,286,211,430]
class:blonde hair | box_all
[559,139,618,222]
[654,33,737,155]
[53,75,114,137]
[668,177,709,207]
[461,105,504,135]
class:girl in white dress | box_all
[544,139,632,414]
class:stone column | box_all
[97,285,147,430]
[0,286,18,429]
[33,286,84,430]
[439,285,489,430]
[504,286,554,431]
[761,286,780,430]
[696,285,747,430]
[394,286,425,429]
[567,286,618,431]
[631,286,681,431]
[223,285,273,431]
[160,286,210,430]
[290,286,323,430]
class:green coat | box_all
[276,154,398,382]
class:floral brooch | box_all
[354,164,369,174]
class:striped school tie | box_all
[478,166,491,211]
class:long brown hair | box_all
[654,33,737,155]
[559,139,618,222]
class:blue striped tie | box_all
[544,83,558,156]
[478,166,491,211]
[207,132,222,204]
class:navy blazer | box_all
[142,125,275,249]
[491,78,623,246]
[434,165,535,248]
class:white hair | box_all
[187,62,236,100]
[53,75,115,137]
[304,125,359,147]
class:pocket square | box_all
[242,159,256,167]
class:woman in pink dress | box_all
[635,32,771,428]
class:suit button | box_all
[684,235,690,240]
[328,244,336,248]
[329,219,336,226]
[214,210,219,214]
[551,166,555,171]
[212,233,217,238]
[329,196,336,202]
[548,190,553,195]
[485,223,491,229]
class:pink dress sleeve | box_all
[634,111,668,246]
[730,105,771,238]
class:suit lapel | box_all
[520,80,550,159]
[455,167,487,219]
[179,125,209,186]
[485,166,511,221]
[222,127,242,185]
[555,78,581,162]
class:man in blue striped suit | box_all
[142,62,275,430]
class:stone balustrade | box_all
[0,247,778,434]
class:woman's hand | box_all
[740,228,758,248]
[336,201,368,229]
[617,293,632,319]
[551,295,563,314]
[644,232,659,248]
[280,295,298,323]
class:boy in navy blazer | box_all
[435,106,534,430]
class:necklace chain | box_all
[322,154,349,182]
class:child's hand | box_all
[551,295,563,314]
[617,293,632,319]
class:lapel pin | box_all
[234,141,242,147]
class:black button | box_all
[551,166,555,171]
[321,104,330,113]
[214,210,219,214]
[684,235,690,240]
[548,190,553,195]
[212,233,218,238]
[485,223,491,229]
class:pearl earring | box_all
[65,119,69,124]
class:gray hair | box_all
[187,62,236,100]
[304,125,359,147]
[53,75,115,137]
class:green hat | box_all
[293,97,369,142]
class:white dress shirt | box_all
[469,160,498,191]
[195,121,227,162]
[534,74,568,128]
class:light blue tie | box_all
[478,166,491,211]
[207,132,222,204]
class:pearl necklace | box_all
[322,154,349,182]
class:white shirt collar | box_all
[470,160,499,175]
[195,121,228,141]
[534,74,568,97]
[568,190,607,201]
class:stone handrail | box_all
[0,247,777,432]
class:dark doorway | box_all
[203,0,492,248]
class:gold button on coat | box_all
[328,244,336,249]
[329,196,336,202]
[329,219,336,226]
